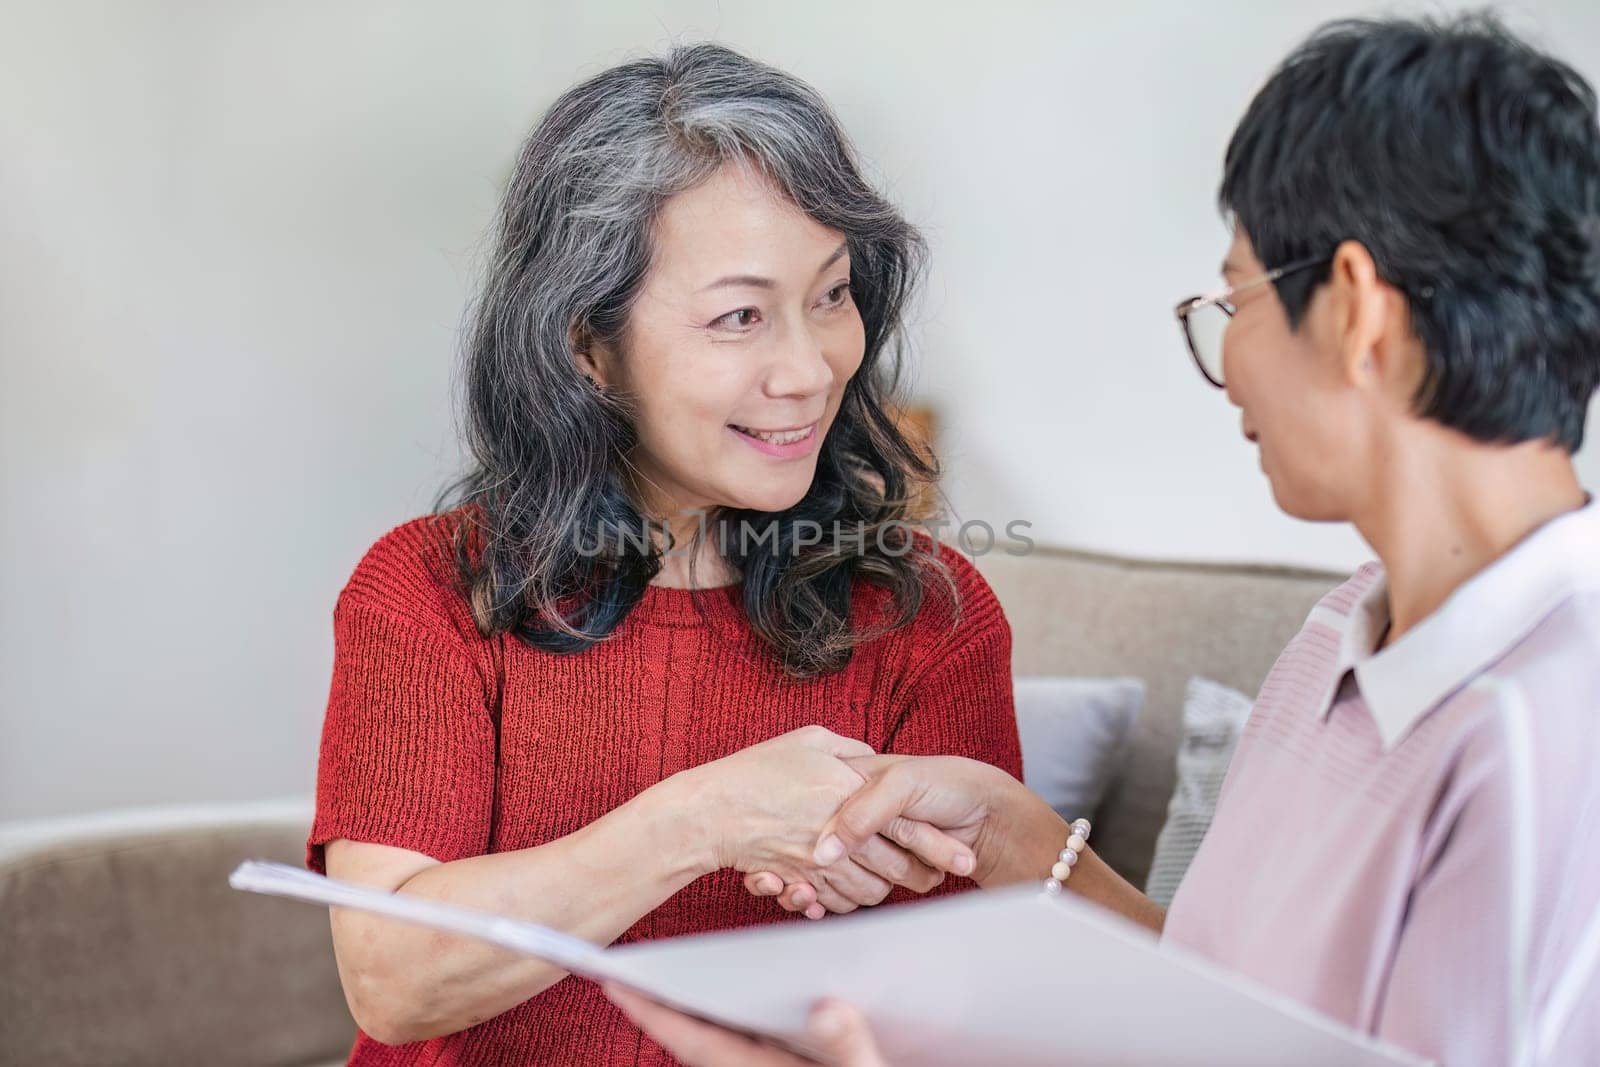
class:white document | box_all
[229,859,1429,1066]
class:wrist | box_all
[974,774,1071,889]
[644,766,726,879]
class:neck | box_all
[628,487,738,590]
[619,462,739,590]
[1352,424,1586,649]
[649,514,738,590]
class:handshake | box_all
[610,725,1088,1067]
[679,725,1040,921]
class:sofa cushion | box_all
[1143,676,1255,906]
[0,818,354,1066]
[1013,675,1143,825]
[977,546,1342,888]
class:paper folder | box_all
[229,859,1428,1066]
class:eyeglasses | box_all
[1174,255,1330,388]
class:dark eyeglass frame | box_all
[1174,254,1331,388]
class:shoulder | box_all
[1466,587,1600,753]
[336,510,484,648]
[927,538,1007,629]
[1394,589,1600,857]
[878,538,1010,662]
[1511,585,1600,678]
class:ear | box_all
[569,321,617,389]
[1326,240,1390,390]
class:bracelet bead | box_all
[1043,818,1092,895]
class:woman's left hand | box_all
[605,983,889,1066]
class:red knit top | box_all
[307,512,1022,1066]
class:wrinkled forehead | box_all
[646,163,849,294]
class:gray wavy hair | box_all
[436,42,950,679]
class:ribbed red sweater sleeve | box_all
[306,597,497,875]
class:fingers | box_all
[851,834,946,895]
[809,877,860,917]
[779,882,825,921]
[792,724,875,760]
[742,872,822,919]
[809,999,889,1067]
[811,859,892,915]
[817,766,976,878]
[813,766,922,863]
[841,753,902,778]
[744,871,784,897]
[605,984,811,1066]
[778,837,946,911]
[879,818,976,878]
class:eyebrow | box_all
[700,241,850,293]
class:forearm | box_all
[337,772,715,1044]
[1061,848,1167,934]
[977,784,1166,935]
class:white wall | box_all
[3,1,1597,819]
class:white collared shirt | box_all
[1165,498,1600,1066]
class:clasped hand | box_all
[698,727,985,919]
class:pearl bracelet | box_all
[1042,818,1092,896]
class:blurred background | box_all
[4,0,1598,821]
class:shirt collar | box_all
[1314,495,1600,750]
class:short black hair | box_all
[1221,12,1600,451]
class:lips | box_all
[729,423,815,446]
[727,421,821,460]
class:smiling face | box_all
[581,162,865,521]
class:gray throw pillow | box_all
[1144,676,1255,907]
[1013,676,1144,826]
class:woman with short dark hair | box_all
[619,15,1600,1066]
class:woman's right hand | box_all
[683,726,947,916]
[746,753,1167,934]
[747,754,1064,917]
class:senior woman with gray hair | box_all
[306,42,1023,1065]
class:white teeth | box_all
[736,424,812,445]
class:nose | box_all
[762,325,835,400]
[1223,375,1244,409]
[1220,334,1244,410]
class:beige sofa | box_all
[0,546,1343,1066]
